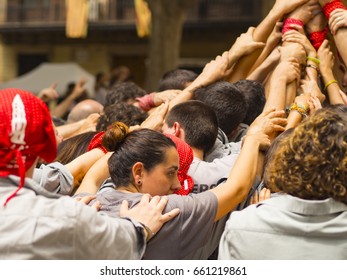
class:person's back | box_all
[0,176,142,259]
[219,105,347,259]
[0,88,177,259]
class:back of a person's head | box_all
[56,131,98,165]
[67,99,104,123]
[194,81,247,136]
[0,88,56,205]
[105,81,146,107]
[234,79,266,125]
[158,69,198,91]
[165,100,218,154]
[264,104,347,204]
[102,123,176,187]
[96,103,147,131]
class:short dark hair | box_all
[194,81,247,135]
[97,103,147,131]
[158,69,198,91]
[234,79,266,125]
[105,81,146,107]
[165,100,218,154]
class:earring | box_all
[137,180,141,185]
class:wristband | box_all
[282,18,304,34]
[307,56,320,65]
[306,64,319,72]
[289,102,309,118]
[322,0,347,20]
[139,222,155,242]
[324,79,338,90]
[309,28,328,51]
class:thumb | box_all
[50,82,58,89]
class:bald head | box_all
[67,99,103,123]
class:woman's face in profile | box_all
[139,147,181,196]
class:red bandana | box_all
[0,88,57,206]
[164,133,194,196]
[87,131,108,153]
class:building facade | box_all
[0,0,263,92]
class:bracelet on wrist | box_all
[306,64,319,72]
[289,102,309,118]
[324,79,338,90]
[139,222,155,242]
[307,56,320,65]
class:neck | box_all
[192,147,204,160]
[117,183,139,193]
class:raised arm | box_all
[226,0,315,82]
[317,39,345,104]
[264,56,302,111]
[208,108,287,221]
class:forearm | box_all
[334,28,347,64]
[264,75,287,111]
[286,110,304,129]
[226,8,282,82]
[285,81,298,108]
[210,137,261,221]
[321,70,344,104]
[56,120,85,139]
[247,56,278,83]
[65,148,105,189]
[74,152,112,194]
[50,95,75,118]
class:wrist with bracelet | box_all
[289,102,309,118]
[306,63,319,72]
[139,222,155,242]
[324,79,338,90]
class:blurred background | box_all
[0,0,315,95]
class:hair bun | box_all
[102,122,129,151]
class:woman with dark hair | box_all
[76,108,285,259]
[219,105,347,259]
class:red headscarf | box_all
[0,88,57,206]
[87,131,108,153]
[164,133,194,196]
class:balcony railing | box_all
[0,0,261,26]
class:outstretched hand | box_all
[247,108,287,145]
[141,101,169,131]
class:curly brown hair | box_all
[264,105,347,204]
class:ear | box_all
[172,122,182,137]
[132,162,145,184]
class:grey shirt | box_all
[33,162,73,195]
[86,188,221,259]
[0,176,145,260]
[219,194,347,260]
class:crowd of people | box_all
[1,0,347,259]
